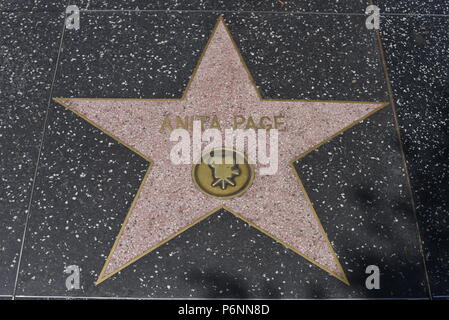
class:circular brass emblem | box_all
[192,148,254,199]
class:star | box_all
[54,17,387,285]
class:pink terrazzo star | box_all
[55,18,386,285]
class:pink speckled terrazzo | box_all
[58,20,383,282]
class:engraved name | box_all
[160,114,286,133]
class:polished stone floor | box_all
[0,1,448,299]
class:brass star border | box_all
[53,16,389,286]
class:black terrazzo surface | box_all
[13,206,428,299]
[1,2,447,300]
[14,101,149,297]
[53,12,217,98]
[294,106,428,298]
[225,13,387,101]
[380,16,449,297]
[374,0,449,15]
[0,12,63,296]
[72,0,371,13]
[54,12,387,101]
[13,207,350,298]
[0,1,68,12]
[13,11,428,298]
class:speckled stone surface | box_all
[53,12,387,101]
[75,208,426,298]
[11,9,430,299]
[14,100,149,297]
[12,208,428,299]
[294,106,428,298]
[3,0,446,298]
[380,16,449,298]
[0,1,68,12]
[374,0,449,15]
[72,0,371,13]
[0,12,63,295]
